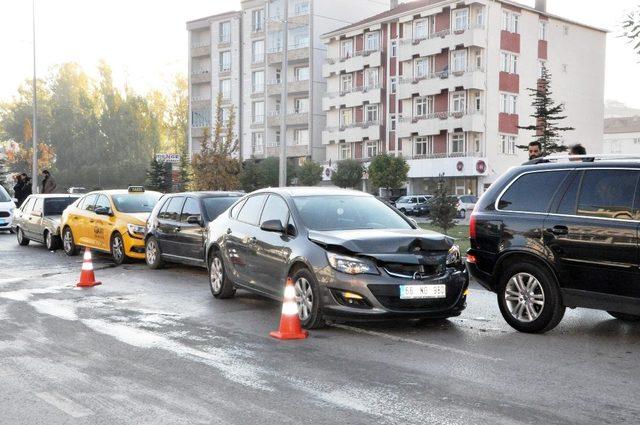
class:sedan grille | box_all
[383,263,441,280]
[368,282,464,311]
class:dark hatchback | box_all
[205,187,468,329]
[468,160,640,333]
[144,192,243,268]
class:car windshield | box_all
[44,197,78,215]
[293,195,412,231]
[111,193,161,213]
[396,196,411,203]
[0,186,10,202]
[203,196,242,221]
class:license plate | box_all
[400,284,446,299]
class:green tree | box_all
[296,160,322,186]
[429,174,458,234]
[331,159,363,188]
[368,153,409,195]
[240,159,262,192]
[146,157,166,191]
[517,67,574,155]
[177,146,192,192]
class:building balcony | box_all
[323,50,382,78]
[322,122,381,145]
[267,111,309,127]
[406,155,489,178]
[396,110,484,139]
[267,78,309,96]
[191,97,211,109]
[397,67,485,99]
[397,25,486,62]
[267,44,310,64]
[322,85,382,111]
[190,70,211,84]
[265,143,309,158]
[191,43,211,57]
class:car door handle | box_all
[547,225,569,236]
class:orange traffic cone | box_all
[270,278,308,340]
[76,247,102,287]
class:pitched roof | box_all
[604,116,640,134]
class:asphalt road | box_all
[0,232,638,424]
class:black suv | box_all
[468,160,640,333]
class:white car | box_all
[394,195,431,215]
[455,195,478,219]
[0,186,16,233]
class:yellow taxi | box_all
[60,187,162,264]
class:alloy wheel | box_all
[146,239,157,265]
[46,232,53,250]
[63,230,72,252]
[504,272,545,322]
[112,235,124,262]
[17,229,23,244]
[294,277,313,322]
[210,257,223,293]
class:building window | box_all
[390,114,397,131]
[220,79,231,100]
[219,51,231,71]
[390,77,397,94]
[364,31,379,52]
[294,97,308,114]
[365,104,378,123]
[415,19,428,40]
[289,26,309,49]
[473,134,481,153]
[475,50,483,69]
[476,7,485,27]
[292,0,310,16]
[268,30,283,53]
[539,21,548,41]
[365,141,378,158]
[252,9,265,32]
[294,128,309,145]
[341,39,354,59]
[414,58,429,78]
[450,133,465,154]
[252,132,264,154]
[339,143,352,159]
[415,96,433,117]
[340,74,353,93]
[473,92,482,111]
[340,108,353,127]
[502,10,520,33]
[252,101,265,124]
[192,109,211,128]
[452,50,467,73]
[294,66,309,81]
[219,21,231,43]
[500,52,518,74]
[452,92,466,113]
[415,136,433,156]
[252,71,265,93]
[364,67,379,89]
[390,40,398,57]
[500,93,517,114]
[252,40,265,64]
[453,8,469,32]
[500,134,517,155]
[274,68,282,84]
[269,0,282,20]
[273,130,281,146]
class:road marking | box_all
[333,324,503,362]
[35,392,93,418]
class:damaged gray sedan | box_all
[205,187,468,329]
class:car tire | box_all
[208,250,235,299]
[16,227,30,246]
[44,230,59,251]
[291,268,325,330]
[110,232,129,265]
[62,227,78,256]
[608,311,640,322]
[497,260,565,334]
[145,236,164,269]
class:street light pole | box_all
[31,0,38,194]
[278,0,289,187]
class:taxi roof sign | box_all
[128,186,145,193]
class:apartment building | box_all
[187,0,392,163]
[321,0,606,195]
[603,116,640,155]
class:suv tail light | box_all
[469,213,477,239]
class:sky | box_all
[0,0,639,107]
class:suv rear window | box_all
[498,171,568,213]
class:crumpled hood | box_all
[308,228,453,264]
[118,212,149,225]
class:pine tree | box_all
[429,174,458,235]
[146,157,166,191]
[177,145,191,192]
[517,67,574,155]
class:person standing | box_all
[528,141,542,160]
[21,173,32,200]
[569,144,586,161]
[12,174,25,207]
[41,170,57,194]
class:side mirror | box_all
[260,219,285,233]
[95,206,113,216]
[186,215,202,225]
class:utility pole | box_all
[278,0,289,187]
[31,0,38,194]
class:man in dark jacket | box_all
[21,173,32,201]
[12,174,24,206]
[41,170,57,194]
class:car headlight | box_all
[446,245,461,266]
[127,223,146,238]
[326,252,379,275]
